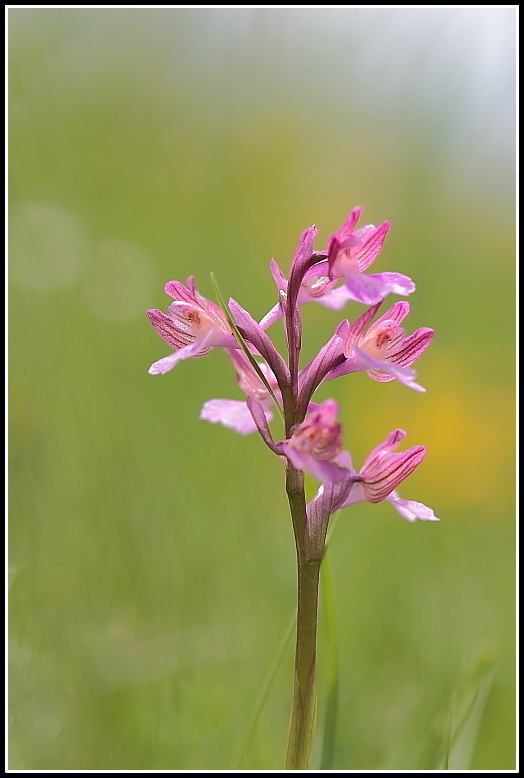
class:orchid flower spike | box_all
[278,400,350,483]
[147,277,234,375]
[326,300,433,392]
[200,349,280,435]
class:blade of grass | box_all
[439,644,497,770]
[210,272,283,419]
[325,510,342,550]
[442,691,456,770]
[319,550,339,770]
[236,613,296,769]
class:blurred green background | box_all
[8,8,515,770]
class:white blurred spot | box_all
[9,202,90,291]
[82,238,155,323]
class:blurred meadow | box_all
[8,8,516,771]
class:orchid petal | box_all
[313,285,356,310]
[353,221,390,271]
[337,485,438,522]
[353,346,426,392]
[199,398,272,435]
[278,400,348,482]
[370,272,415,297]
[386,492,440,522]
[342,272,395,304]
[335,207,362,242]
[281,448,350,483]
[258,303,282,330]
[147,309,192,350]
[361,446,426,503]
[164,278,198,304]
[343,271,415,304]
[218,333,241,349]
[326,207,362,265]
[147,351,185,375]
[344,302,383,354]
[385,327,434,367]
[372,300,410,329]
[360,429,407,469]
[301,257,329,283]
[148,331,215,375]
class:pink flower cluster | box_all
[147,208,438,529]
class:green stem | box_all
[284,465,321,770]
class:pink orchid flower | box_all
[147,277,233,375]
[259,224,361,331]
[326,301,433,392]
[347,428,427,504]
[325,206,415,305]
[278,400,350,483]
[200,349,280,435]
[308,429,439,525]
[259,210,414,330]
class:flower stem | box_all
[284,464,321,770]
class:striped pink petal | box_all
[343,302,383,355]
[361,445,426,503]
[385,327,434,367]
[352,221,390,271]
